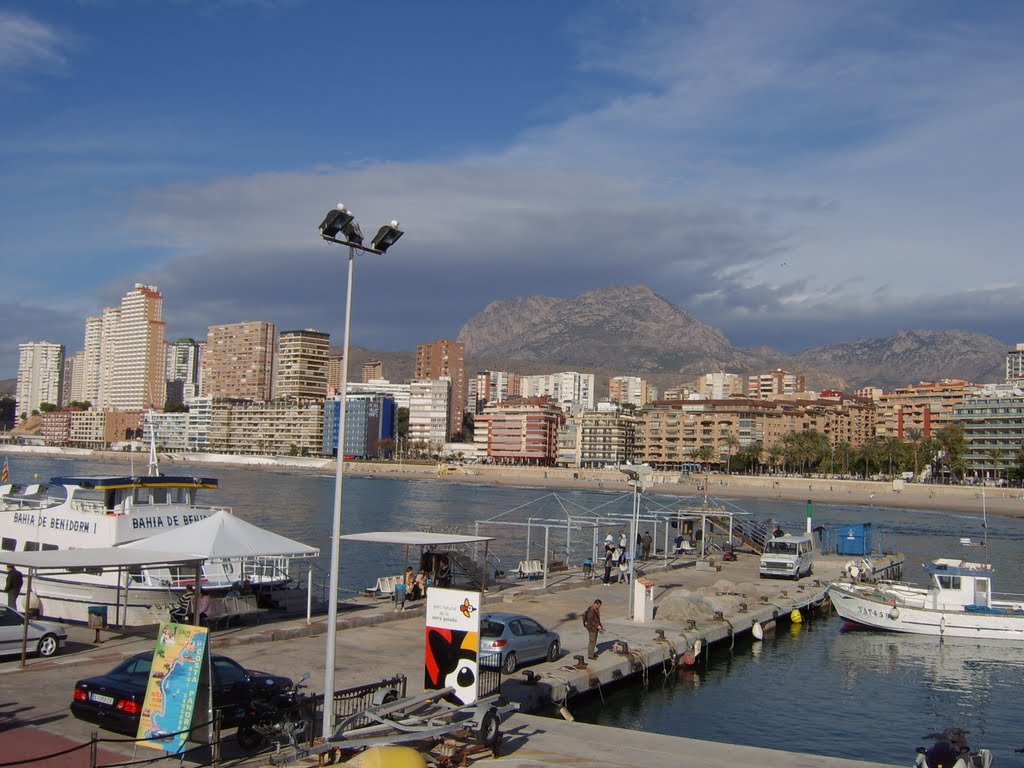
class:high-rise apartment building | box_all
[747,369,805,399]
[474,397,566,466]
[326,354,343,396]
[473,371,520,413]
[1007,343,1024,384]
[166,338,202,407]
[80,284,166,410]
[693,372,744,400]
[608,376,651,407]
[520,371,595,409]
[415,339,466,439]
[276,329,330,400]
[408,378,451,448]
[875,379,979,439]
[16,341,65,416]
[361,360,383,383]
[201,321,276,401]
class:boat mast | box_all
[146,410,160,477]
[982,489,990,565]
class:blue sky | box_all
[2,1,1023,378]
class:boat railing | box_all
[993,591,1024,603]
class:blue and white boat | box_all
[828,558,1024,641]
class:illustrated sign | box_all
[137,622,210,753]
[424,587,481,705]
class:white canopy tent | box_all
[119,510,319,559]
[0,548,206,666]
[339,532,495,591]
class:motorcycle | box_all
[236,673,314,751]
[914,728,993,768]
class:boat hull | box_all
[828,583,1024,641]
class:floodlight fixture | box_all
[370,221,404,253]
[319,204,355,240]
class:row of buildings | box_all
[12,284,1024,479]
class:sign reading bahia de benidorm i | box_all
[137,623,209,753]
[424,587,482,705]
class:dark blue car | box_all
[71,651,291,735]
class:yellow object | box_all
[345,746,428,768]
[790,608,803,624]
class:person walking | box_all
[584,598,604,659]
[4,565,23,609]
[618,548,630,584]
[641,531,653,559]
[602,546,615,585]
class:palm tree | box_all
[985,447,1005,484]
[695,445,716,473]
[721,432,741,475]
[905,427,923,479]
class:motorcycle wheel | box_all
[236,726,265,751]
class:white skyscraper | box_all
[16,342,65,416]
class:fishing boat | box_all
[0,463,319,625]
[827,558,1024,641]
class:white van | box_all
[759,534,815,580]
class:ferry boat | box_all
[827,558,1024,641]
[0,473,318,625]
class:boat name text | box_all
[13,511,95,534]
[131,513,210,530]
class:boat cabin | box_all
[925,559,993,611]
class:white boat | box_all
[0,473,319,625]
[828,558,1024,641]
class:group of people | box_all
[600,532,631,585]
[403,567,428,601]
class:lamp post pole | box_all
[318,204,404,739]
[321,243,355,739]
[619,465,650,621]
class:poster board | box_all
[423,587,482,705]
[136,622,209,753]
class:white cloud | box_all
[0,11,69,74]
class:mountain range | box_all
[2,285,1009,401]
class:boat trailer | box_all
[290,687,517,765]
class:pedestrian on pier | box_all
[603,546,615,585]
[4,565,22,609]
[584,599,604,659]
[641,531,653,559]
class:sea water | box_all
[10,454,1024,763]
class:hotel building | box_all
[415,339,466,439]
[201,321,276,401]
[16,341,65,415]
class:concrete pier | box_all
[0,547,889,767]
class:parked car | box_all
[0,605,66,658]
[71,651,292,734]
[480,612,560,675]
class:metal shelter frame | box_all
[0,547,206,666]
[471,490,757,587]
[337,532,495,591]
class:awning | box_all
[338,532,494,546]
[0,548,205,570]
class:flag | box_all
[1,457,7,483]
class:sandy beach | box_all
[7,444,1022,520]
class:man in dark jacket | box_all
[4,566,23,608]
[584,598,604,659]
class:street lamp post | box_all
[318,203,404,739]
[618,464,651,621]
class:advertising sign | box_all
[137,622,209,753]
[424,587,482,705]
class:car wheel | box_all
[37,633,59,658]
[546,640,560,663]
[502,652,517,675]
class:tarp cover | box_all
[338,531,493,546]
[0,548,204,570]
[120,510,319,559]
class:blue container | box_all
[837,523,873,556]
[393,583,407,604]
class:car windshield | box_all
[766,541,797,555]
[480,619,505,637]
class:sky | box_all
[2,0,1023,378]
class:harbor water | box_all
[9,454,1024,763]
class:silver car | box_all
[0,605,67,658]
[480,612,560,675]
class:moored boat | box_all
[0,473,319,625]
[828,558,1024,641]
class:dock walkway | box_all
[0,547,889,768]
